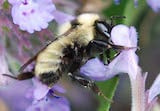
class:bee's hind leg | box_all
[3,72,34,80]
[68,73,112,102]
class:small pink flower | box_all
[8,0,56,33]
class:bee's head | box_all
[94,20,112,39]
[77,13,112,39]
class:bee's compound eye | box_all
[96,22,111,38]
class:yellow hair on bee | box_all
[77,13,100,26]
[58,22,72,36]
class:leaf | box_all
[2,1,10,10]
[97,76,119,111]
[102,0,129,24]
[122,0,148,26]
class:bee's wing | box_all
[19,39,56,72]
[19,28,75,72]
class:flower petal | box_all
[32,78,50,101]
[147,0,160,12]
[80,58,108,81]
[9,0,56,33]
[26,97,70,111]
[108,50,139,80]
[148,74,160,103]
[111,24,138,48]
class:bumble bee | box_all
[4,13,127,98]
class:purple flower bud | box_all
[147,0,160,12]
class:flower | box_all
[148,74,160,104]
[80,58,108,81]
[8,0,56,33]
[0,80,33,111]
[25,78,70,111]
[147,0,160,12]
[26,97,70,111]
[0,50,70,111]
[0,75,70,111]
[80,24,139,81]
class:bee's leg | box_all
[3,72,34,80]
[65,44,84,73]
[68,73,112,102]
[91,39,136,51]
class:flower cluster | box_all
[0,55,70,111]
[8,0,74,33]
[0,0,160,110]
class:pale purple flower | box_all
[147,0,160,12]
[80,58,108,81]
[130,70,160,111]
[31,78,66,101]
[0,80,33,111]
[8,0,56,33]
[24,78,70,111]
[0,75,70,111]
[0,49,70,111]
[148,74,160,104]
[26,97,70,111]
[80,24,139,81]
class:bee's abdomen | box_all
[34,37,71,86]
[35,50,62,75]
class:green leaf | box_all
[97,76,119,111]
[102,0,130,24]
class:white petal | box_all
[108,50,139,80]
[111,24,138,47]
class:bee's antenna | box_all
[110,15,126,26]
